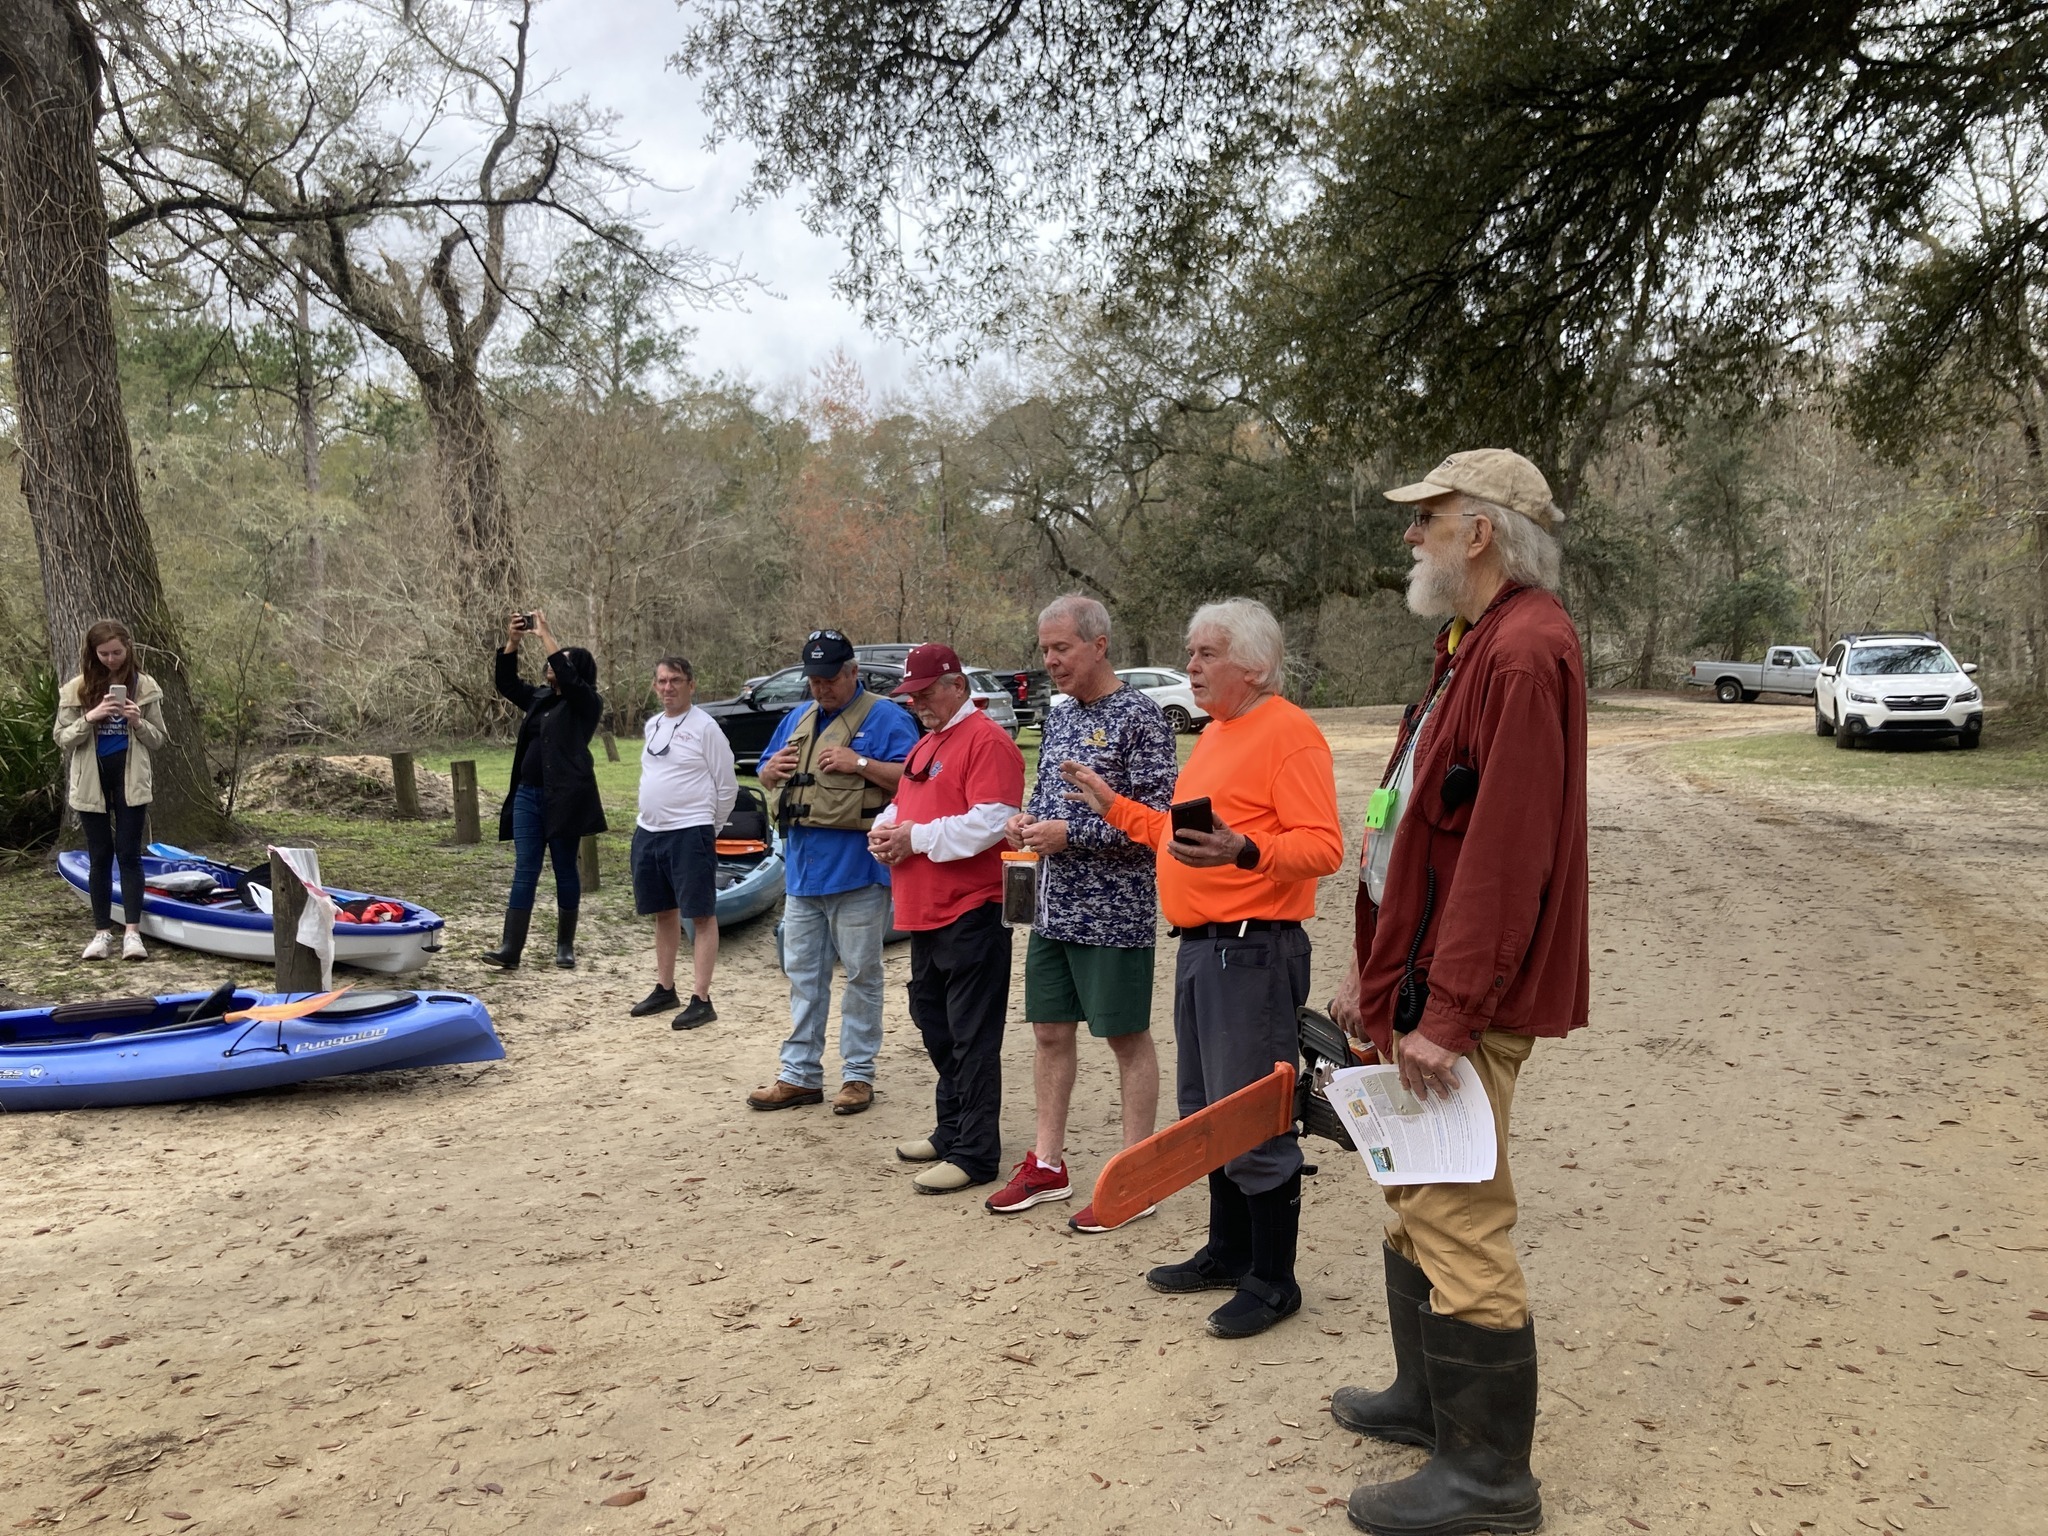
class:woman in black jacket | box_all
[483,610,608,970]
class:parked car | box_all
[986,668,1052,728]
[699,662,906,770]
[965,670,1021,737]
[1115,667,1210,733]
[705,660,1019,769]
[851,643,918,668]
[1685,645,1823,703]
[1814,633,1983,750]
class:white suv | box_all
[1814,634,1984,750]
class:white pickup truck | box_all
[1685,645,1823,703]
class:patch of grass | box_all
[1586,699,1660,716]
[1668,724,2048,794]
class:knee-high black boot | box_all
[1145,1170,1253,1293]
[1207,1171,1302,1338]
[480,907,530,969]
[1330,1244,1438,1448]
[554,904,579,969]
[1347,1310,1542,1536]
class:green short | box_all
[1024,932,1156,1038]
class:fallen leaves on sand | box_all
[600,1488,646,1506]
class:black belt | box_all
[1170,919,1302,940]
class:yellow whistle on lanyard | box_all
[1364,786,1397,830]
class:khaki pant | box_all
[1382,1029,1535,1329]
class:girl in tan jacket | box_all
[53,620,169,960]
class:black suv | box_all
[699,663,906,771]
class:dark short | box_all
[631,824,717,919]
[1025,932,1155,1037]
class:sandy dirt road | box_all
[4,699,2044,1534]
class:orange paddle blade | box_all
[226,984,354,1023]
[1089,1061,1297,1230]
[715,838,769,855]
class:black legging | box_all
[81,750,147,928]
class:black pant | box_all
[906,902,1012,1182]
[1174,925,1312,1195]
[81,751,148,928]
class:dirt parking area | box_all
[3,698,2044,1534]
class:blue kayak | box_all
[0,986,504,1111]
[56,847,445,974]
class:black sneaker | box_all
[672,994,717,1031]
[629,984,679,1018]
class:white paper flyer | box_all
[1325,1058,1497,1186]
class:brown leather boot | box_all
[747,1080,824,1111]
[832,1081,874,1116]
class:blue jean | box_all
[776,883,893,1088]
[509,784,582,911]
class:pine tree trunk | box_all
[0,0,224,840]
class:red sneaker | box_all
[985,1157,1072,1214]
[1067,1201,1156,1234]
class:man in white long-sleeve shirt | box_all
[868,643,1025,1194]
[630,656,737,1027]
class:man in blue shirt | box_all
[747,630,921,1115]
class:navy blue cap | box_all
[801,629,855,677]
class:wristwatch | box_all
[1232,835,1262,871]
[856,756,869,770]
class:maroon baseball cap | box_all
[891,643,963,695]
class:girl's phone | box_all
[107,684,128,705]
[1170,797,1214,839]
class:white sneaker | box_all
[121,931,148,961]
[81,930,114,960]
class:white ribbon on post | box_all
[269,845,337,990]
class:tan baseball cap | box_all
[1384,449,1563,529]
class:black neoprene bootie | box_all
[1207,1171,1303,1339]
[1346,1310,1542,1536]
[1330,1245,1438,1448]
[554,904,579,969]
[480,907,531,969]
[1145,1171,1252,1294]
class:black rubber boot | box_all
[1207,1171,1303,1339]
[554,905,579,970]
[1330,1245,1438,1448]
[480,907,531,969]
[1346,1310,1542,1536]
[1145,1171,1252,1293]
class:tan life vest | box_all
[782,689,893,831]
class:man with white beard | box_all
[1328,450,1590,1536]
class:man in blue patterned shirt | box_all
[986,595,1180,1232]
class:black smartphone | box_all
[1170,797,1214,839]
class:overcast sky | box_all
[527,0,925,396]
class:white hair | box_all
[1039,593,1111,642]
[1470,497,1562,592]
[1186,598,1285,688]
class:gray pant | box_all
[1173,925,1310,1196]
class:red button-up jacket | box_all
[1353,584,1590,1056]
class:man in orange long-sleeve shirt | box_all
[1064,598,1344,1339]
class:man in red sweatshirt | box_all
[1330,450,1589,1536]
[869,644,1026,1195]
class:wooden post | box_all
[269,851,325,993]
[601,730,620,763]
[450,759,480,844]
[578,834,601,892]
[390,751,421,819]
